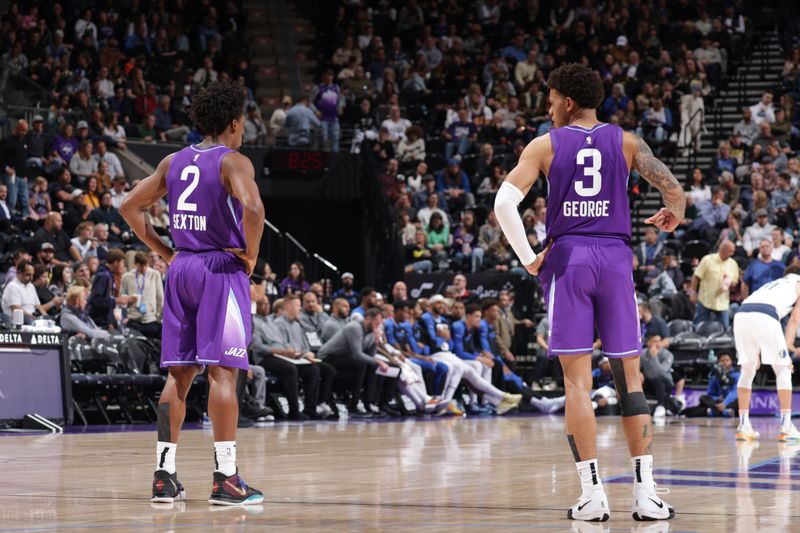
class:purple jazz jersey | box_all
[161,144,251,370]
[540,124,640,358]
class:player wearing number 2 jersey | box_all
[120,81,265,506]
[494,64,686,523]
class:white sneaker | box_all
[653,406,666,419]
[735,425,760,441]
[631,485,675,521]
[778,424,800,442]
[567,490,610,522]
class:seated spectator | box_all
[686,168,711,205]
[478,210,502,251]
[154,95,191,142]
[86,248,130,328]
[299,291,329,347]
[640,333,681,418]
[110,176,128,209]
[749,91,776,125]
[639,302,670,347]
[83,177,103,209]
[485,234,525,274]
[713,144,737,178]
[771,173,793,211]
[443,109,478,160]
[395,125,426,169]
[476,165,504,209]
[279,261,310,295]
[380,105,411,145]
[602,83,628,120]
[436,159,474,213]
[0,184,12,221]
[771,228,791,263]
[120,252,163,339]
[69,221,98,261]
[283,95,321,147]
[29,212,72,263]
[29,177,52,221]
[321,298,350,342]
[451,304,497,414]
[331,272,359,307]
[637,98,672,150]
[33,264,62,316]
[60,286,110,339]
[1,260,57,324]
[733,108,759,146]
[243,103,267,146]
[3,249,31,288]
[317,308,390,417]
[89,193,129,242]
[451,210,483,273]
[681,351,739,418]
[268,96,291,142]
[426,213,450,270]
[50,168,75,208]
[405,229,434,273]
[135,114,159,142]
[51,123,79,167]
[692,187,729,241]
[743,209,775,255]
[416,191,449,228]
[635,227,663,273]
[691,240,739,328]
[742,239,785,298]
[48,263,73,298]
[69,140,98,185]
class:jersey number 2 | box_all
[575,148,602,197]
[177,165,200,212]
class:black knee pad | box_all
[620,391,649,417]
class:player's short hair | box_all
[360,286,376,300]
[107,248,126,264]
[284,293,301,303]
[480,298,499,313]
[134,252,148,266]
[364,308,383,320]
[465,303,481,315]
[188,80,246,137]
[547,63,604,110]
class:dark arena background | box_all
[1,0,800,531]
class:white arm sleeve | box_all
[494,181,537,266]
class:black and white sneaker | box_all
[151,470,186,503]
[567,490,610,522]
[208,470,264,506]
[631,485,675,521]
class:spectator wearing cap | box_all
[332,272,358,307]
[742,239,785,298]
[69,140,98,186]
[436,159,474,213]
[109,176,128,209]
[34,242,59,271]
[29,212,71,264]
[743,208,775,255]
[25,115,58,175]
[691,240,739,328]
[284,95,321,148]
[443,109,478,160]
[351,286,377,317]
[93,140,123,183]
[0,119,31,217]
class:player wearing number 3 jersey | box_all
[494,64,686,522]
[120,81,265,506]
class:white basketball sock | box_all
[632,455,655,490]
[156,441,177,474]
[739,410,751,429]
[214,441,237,476]
[576,459,604,497]
[780,410,793,432]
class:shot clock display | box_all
[271,150,330,175]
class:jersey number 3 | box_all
[575,148,602,197]
[177,165,200,212]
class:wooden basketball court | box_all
[0,415,797,532]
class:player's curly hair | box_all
[188,80,246,137]
[547,63,605,110]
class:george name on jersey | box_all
[172,213,207,231]
[562,200,610,218]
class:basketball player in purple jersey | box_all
[495,64,685,522]
[120,81,265,506]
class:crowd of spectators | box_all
[288,0,767,274]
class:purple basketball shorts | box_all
[539,235,641,358]
[161,251,251,370]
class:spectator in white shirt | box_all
[380,105,411,144]
[771,227,791,263]
[70,221,98,261]
[269,96,292,140]
[743,209,776,254]
[0,184,12,220]
[96,66,114,99]
[109,176,128,209]
[74,8,98,49]
[1,261,51,323]
[93,140,123,181]
[749,92,776,125]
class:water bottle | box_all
[708,348,717,363]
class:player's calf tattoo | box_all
[567,434,581,462]
[157,403,171,442]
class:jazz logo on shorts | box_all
[225,347,247,358]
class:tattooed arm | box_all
[624,133,686,232]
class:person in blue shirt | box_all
[743,239,785,297]
[682,352,739,417]
[436,158,474,213]
[419,295,452,352]
[385,300,449,397]
[451,304,495,414]
[350,286,377,317]
[332,272,359,307]
[283,95,322,147]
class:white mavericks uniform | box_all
[733,274,800,366]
